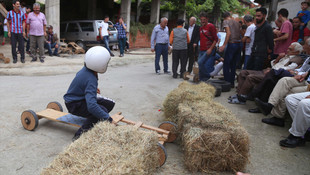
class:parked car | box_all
[60,20,118,50]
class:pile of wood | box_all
[59,40,85,54]
[0,53,10,64]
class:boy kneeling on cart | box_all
[64,46,117,141]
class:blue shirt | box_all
[114,22,127,39]
[297,10,310,24]
[63,66,110,120]
[151,24,170,49]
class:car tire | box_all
[207,79,231,92]
[208,83,222,97]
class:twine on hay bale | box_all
[162,82,249,173]
[163,81,215,123]
[41,122,160,175]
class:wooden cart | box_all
[21,102,177,167]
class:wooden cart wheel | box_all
[158,121,178,143]
[183,72,190,80]
[21,110,39,131]
[47,101,63,112]
[157,143,167,167]
[193,74,199,83]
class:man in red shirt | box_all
[197,12,218,81]
[292,16,310,43]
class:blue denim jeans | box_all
[197,49,216,81]
[101,36,112,54]
[243,55,251,70]
[45,42,59,55]
[155,44,169,72]
[223,43,241,85]
[118,37,126,55]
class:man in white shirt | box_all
[242,15,255,69]
[2,18,7,45]
[99,16,114,57]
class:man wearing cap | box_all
[169,19,190,78]
[45,25,59,57]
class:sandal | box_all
[228,98,245,105]
[228,94,238,100]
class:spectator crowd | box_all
[150,1,310,148]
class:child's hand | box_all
[97,88,101,94]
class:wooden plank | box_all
[134,121,143,129]
[120,118,170,135]
[111,114,124,123]
[36,109,68,120]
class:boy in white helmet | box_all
[64,46,116,141]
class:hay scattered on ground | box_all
[41,122,159,175]
[163,81,215,123]
[163,82,249,173]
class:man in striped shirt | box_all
[7,0,26,63]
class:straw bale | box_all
[176,101,240,132]
[41,122,159,175]
[182,126,249,172]
[163,81,215,122]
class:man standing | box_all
[292,17,310,43]
[197,12,218,81]
[246,7,274,71]
[151,17,171,75]
[27,3,47,63]
[45,25,59,57]
[273,8,293,63]
[219,12,241,87]
[169,19,190,78]
[114,17,127,57]
[7,0,26,63]
[99,16,114,57]
[242,15,255,70]
[184,17,200,73]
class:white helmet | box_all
[84,46,111,73]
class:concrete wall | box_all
[264,0,304,22]
[45,0,60,36]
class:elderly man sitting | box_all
[280,92,310,148]
[255,38,310,127]
[271,42,304,70]
[228,42,304,104]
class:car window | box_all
[108,21,115,31]
[67,23,79,32]
[60,23,66,32]
[79,22,94,32]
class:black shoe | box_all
[172,74,177,79]
[53,53,60,57]
[164,70,171,74]
[21,59,25,63]
[280,134,305,148]
[110,53,115,57]
[248,108,261,113]
[39,58,44,63]
[31,58,37,62]
[13,59,17,64]
[49,53,53,57]
[255,98,273,116]
[72,134,81,142]
[262,117,285,127]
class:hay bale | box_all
[176,101,240,132]
[41,122,159,175]
[182,126,249,172]
[163,81,215,122]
